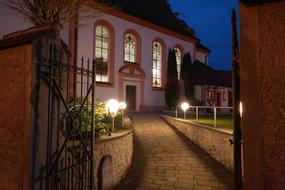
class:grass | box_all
[177,113,233,130]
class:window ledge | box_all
[152,87,164,91]
[96,82,113,87]
[124,61,139,65]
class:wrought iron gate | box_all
[32,41,95,190]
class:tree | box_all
[180,52,194,100]
[5,0,88,25]
[165,49,179,109]
[180,53,202,106]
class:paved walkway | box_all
[116,113,233,190]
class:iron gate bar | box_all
[45,43,55,190]
[90,59,96,189]
[231,9,242,190]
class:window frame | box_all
[93,20,115,87]
[174,45,184,79]
[124,33,136,63]
[95,25,110,82]
[123,29,141,64]
[152,41,163,88]
[152,38,166,90]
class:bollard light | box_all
[119,101,127,125]
[106,99,120,132]
[181,102,190,119]
[119,101,127,110]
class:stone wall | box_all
[0,44,33,190]
[239,1,285,189]
[94,129,133,189]
[162,115,233,172]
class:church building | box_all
[0,0,232,111]
[71,0,211,111]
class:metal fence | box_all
[165,106,233,128]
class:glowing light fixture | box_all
[119,101,127,110]
[106,99,120,132]
[181,102,190,119]
[239,102,243,118]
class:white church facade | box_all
[71,0,210,111]
[0,0,233,111]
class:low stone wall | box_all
[94,128,133,189]
[162,115,234,172]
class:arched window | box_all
[95,25,110,82]
[124,33,136,63]
[152,41,162,87]
[174,47,182,78]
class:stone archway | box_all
[97,155,113,190]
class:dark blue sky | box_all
[169,0,239,71]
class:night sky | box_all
[169,0,239,71]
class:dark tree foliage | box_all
[180,52,202,106]
[180,52,194,100]
[165,49,179,109]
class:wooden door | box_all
[216,92,221,106]
[126,85,136,111]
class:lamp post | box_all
[181,102,190,120]
[106,99,120,132]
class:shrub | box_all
[68,97,124,138]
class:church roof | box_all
[189,60,232,88]
[196,42,211,52]
[95,0,204,44]
[239,0,284,5]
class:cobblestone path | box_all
[116,113,233,190]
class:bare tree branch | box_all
[4,0,88,26]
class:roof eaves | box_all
[239,0,285,6]
[94,0,198,40]
[196,42,211,53]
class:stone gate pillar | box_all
[239,1,285,189]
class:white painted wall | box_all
[76,10,197,108]
[195,51,207,64]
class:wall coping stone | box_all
[95,129,133,144]
[161,115,233,135]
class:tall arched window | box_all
[174,47,182,78]
[124,33,136,63]
[95,25,110,82]
[152,41,162,87]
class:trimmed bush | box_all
[165,49,179,109]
